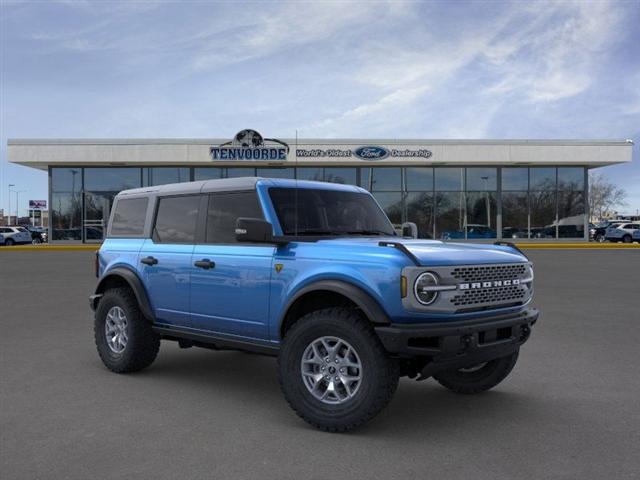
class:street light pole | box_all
[8,184,15,225]
[15,190,26,224]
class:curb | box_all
[515,243,640,249]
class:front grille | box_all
[451,264,527,283]
[451,284,528,307]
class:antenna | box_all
[294,129,299,236]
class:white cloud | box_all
[483,0,622,102]
[309,0,630,137]
[190,1,411,71]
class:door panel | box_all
[190,245,274,339]
[138,194,202,327]
[139,239,195,326]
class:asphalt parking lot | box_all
[1,249,639,479]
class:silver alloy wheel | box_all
[105,306,128,354]
[300,336,363,405]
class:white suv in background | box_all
[0,227,32,246]
[605,223,640,243]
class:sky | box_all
[1,0,639,217]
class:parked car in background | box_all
[501,227,528,239]
[591,221,626,242]
[0,226,32,246]
[605,223,640,243]
[441,224,496,240]
[21,225,48,244]
[529,227,553,239]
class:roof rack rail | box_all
[378,241,420,266]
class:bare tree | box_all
[589,172,627,221]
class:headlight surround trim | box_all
[414,271,440,306]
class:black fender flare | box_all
[93,267,155,323]
[280,280,391,333]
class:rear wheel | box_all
[278,308,399,432]
[622,234,632,243]
[94,287,160,373]
[433,350,519,394]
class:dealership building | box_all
[7,132,633,243]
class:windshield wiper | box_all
[285,229,395,237]
[345,230,394,236]
[288,229,346,236]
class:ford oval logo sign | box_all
[354,146,389,160]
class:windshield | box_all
[268,188,396,236]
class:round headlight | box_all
[414,272,439,305]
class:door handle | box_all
[194,259,215,269]
[141,256,158,266]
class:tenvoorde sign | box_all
[211,131,433,162]
[211,129,289,160]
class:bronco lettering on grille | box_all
[459,279,520,290]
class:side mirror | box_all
[235,218,274,243]
[401,222,418,239]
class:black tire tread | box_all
[278,307,399,432]
[433,350,519,394]
[94,287,160,373]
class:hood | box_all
[316,237,527,266]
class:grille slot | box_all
[448,263,531,309]
[451,285,528,307]
[451,264,526,283]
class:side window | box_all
[110,197,148,237]
[206,191,264,244]
[153,195,200,243]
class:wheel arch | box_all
[94,267,155,323]
[279,280,391,339]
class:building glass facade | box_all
[48,165,588,243]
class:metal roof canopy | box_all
[8,138,634,170]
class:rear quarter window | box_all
[110,197,149,237]
[153,195,200,243]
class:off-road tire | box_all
[94,287,160,373]
[433,349,519,394]
[278,307,399,432]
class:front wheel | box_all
[5,238,14,246]
[278,308,399,432]
[595,233,605,243]
[433,350,519,394]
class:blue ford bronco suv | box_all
[91,177,538,432]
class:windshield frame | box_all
[267,186,397,239]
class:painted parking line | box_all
[515,243,640,249]
[0,245,100,251]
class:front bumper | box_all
[375,307,538,375]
